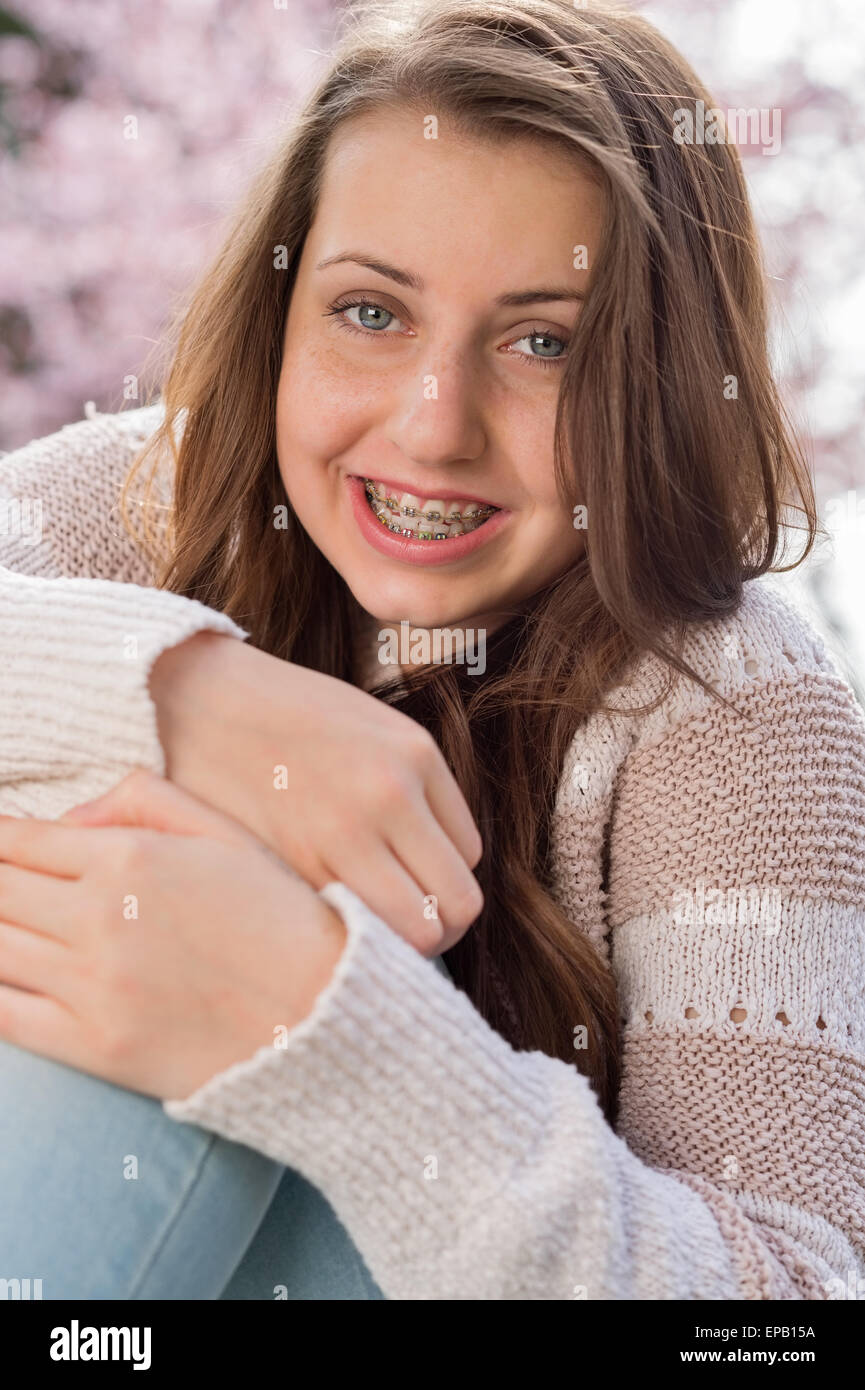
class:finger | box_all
[64,769,259,849]
[0,981,73,1060]
[389,813,483,949]
[0,863,82,940]
[319,835,444,955]
[0,816,92,878]
[0,919,70,994]
[422,758,484,870]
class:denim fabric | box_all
[0,952,451,1299]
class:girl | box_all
[0,0,863,1300]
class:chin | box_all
[348,575,480,631]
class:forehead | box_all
[307,105,604,296]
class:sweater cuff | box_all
[162,881,573,1244]
[0,566,246,799]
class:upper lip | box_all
[355,474,502,508]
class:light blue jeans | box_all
[0,1038,382,1300]
[0,952,453,1300]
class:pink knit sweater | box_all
[1,402,864,1300]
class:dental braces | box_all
[363,480,496,526]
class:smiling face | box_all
[275,104,604,634]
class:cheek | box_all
[275,335,376,477]
[504,413,582,573]
[519,507,585,590]
[505,406,572,517]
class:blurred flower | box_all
[641,0,865,496]
[0,0,336,448]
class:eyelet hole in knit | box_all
[782,647,796,665]
[730,1007,747,1023]
[776,1010,791,1026]
[684,1006,700,1019]
[644,1009,653,1022]
[744,658,759,676]
[816,1015,827,1030]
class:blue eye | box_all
[512,332,567,361]
[325,298,407,334]
[350,303,395,331]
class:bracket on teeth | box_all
[368,485,495,538]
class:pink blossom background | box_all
[0,0,337,449]
[1,0,862,509]
[640,0,865,502]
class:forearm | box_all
[0,566,245,817]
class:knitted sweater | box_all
[2,403,864,1301]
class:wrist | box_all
[148,630,238,778]
[293,898,350,1027]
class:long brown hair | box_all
[124,0,817,1123]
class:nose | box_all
[383,352,487,471]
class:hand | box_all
[140,631,482,954]
[0,780,348,1101]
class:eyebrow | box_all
[315,252,585,305]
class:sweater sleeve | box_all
[0,407,246,814]
[162,657,865,1300]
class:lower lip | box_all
[346,476,511,567]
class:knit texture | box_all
[0,404,245,815]
[3,403,865,1299]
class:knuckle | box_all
[449,876,484,928]
[105,767,161,820]
[412,916,446,956]
[113,829,154,878]
[397,723,438,770]
[99,1014,137,1064]
[75,965,139,1062]
[103,770,140,812]
[373,766,414,813]
[120,767,158,800]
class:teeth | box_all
[363,478,498,541]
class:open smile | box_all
[362,477,499,540]
[346,475,510,567]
